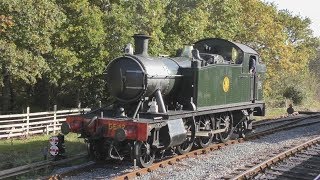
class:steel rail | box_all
[252,113,320,128]
[0,153,87,180]
[48,161,96,180]
[247,116,320,139]
[230,136,320,180]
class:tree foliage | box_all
[0,0,319,113]
[0,0,65,111]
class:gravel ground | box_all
[61,162,133,180]
[62,117,320,180]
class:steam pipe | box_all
[155,89,167,113]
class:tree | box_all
[104,0,169,58]
[0,15,13,33]
[235,0,319,104]
[48,0,108,108]
[0,0,65,112]
[0,0,319,113]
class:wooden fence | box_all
[0,106,91,139]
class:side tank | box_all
[105,34,181,103]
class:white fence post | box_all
[26,107,30,136]
[53,105,57,134]
[78,102,81,114]
[46,125,49,135]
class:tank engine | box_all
[62,34,266,167]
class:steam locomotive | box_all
[61,34,266,167]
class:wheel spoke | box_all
[198,116,214,148]
[182,142,188,149]
[218,112,233,143]
[135,141,155,168]
[143,155,148,162]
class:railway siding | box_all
[231,136,320,179]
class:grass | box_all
[0,133,86,171]
[265,107,287,118]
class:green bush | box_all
[283,86,304,105]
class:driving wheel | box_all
[134,141,155,168]
[217,112,233,143]
[176,118,195,154]
[198,115,214,148]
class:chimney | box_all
[133,34,150,56]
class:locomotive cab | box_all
[189,38,266,114]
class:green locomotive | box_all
[62,34,266,167]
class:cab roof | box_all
[194,38,258,55]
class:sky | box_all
[263,0,320,37]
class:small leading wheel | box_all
[198,116,214,148]
[217,112,233,143]
[176,118,195,154]
[134,141,155,168]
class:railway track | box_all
[249,113,320,139]
[0,153,87,180]
[111,113,320,180]
[48,161,96,180]
[229,136,320,180]
[2,113,319,180]
[253,113,319,129]
[113,139,244,180]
